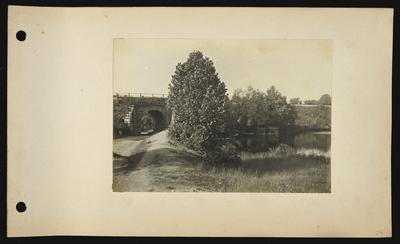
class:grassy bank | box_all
[294,105,331,130]
[139,154,330,193]
[113,131,330,192]
[201,155,330,192]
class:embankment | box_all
[294,105,331,130]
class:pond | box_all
[236,130,331,157]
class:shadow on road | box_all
[113,145,201,176]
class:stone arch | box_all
[131,105,170,135]
[147,110,167,132]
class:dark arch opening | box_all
[142,110,167,134]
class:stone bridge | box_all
[113,93,171,136]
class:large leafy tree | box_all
[228,86,295,128]
[265,86,295,126]
[167,51,228,155]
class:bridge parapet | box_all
[114,92,168,98]
[114,94,168,107]
[113,92,171,137]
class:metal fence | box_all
[113,92,168,98]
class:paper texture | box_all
[7,6,392,237]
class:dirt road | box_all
[112,131,205,192]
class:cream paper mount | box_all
[7,6,392,237]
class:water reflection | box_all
[236,130,331,154]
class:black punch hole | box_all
[16,31,26,41]
[16,202,26,213]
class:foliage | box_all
[167,51,229,159]
[303,94,331,106]
[141,114,154,132]
[303,99,318,105]
[205,141,241,165]
[318,94,331,105]
[227,86,296,130]
[289,97,301,105]
[222,95,238,135]
[266,144,296,158]
[265,86,296,126]
[294,105,331,129]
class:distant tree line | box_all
[289,94,331,106]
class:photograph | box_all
[112,39,332,192]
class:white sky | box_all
[113,39,332,100]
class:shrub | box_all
[318,94,331,105]
[205,141,241,165]
[267,144,296,158]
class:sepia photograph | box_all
[113,39,331,192]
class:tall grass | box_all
[200,144,331,192]
[201,157,330,192]
[240,144,330,161]
[193,143,331,192]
